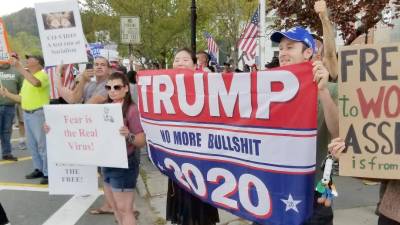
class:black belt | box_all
[24,108,43,114]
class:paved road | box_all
[0,128,381,225]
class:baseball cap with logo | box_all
[10,52,19,60]
[25,55,45,67]
[270,26,316,54]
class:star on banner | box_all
[157,163,165,171]
[281,194,302,213]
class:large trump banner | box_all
[137,62,317,225]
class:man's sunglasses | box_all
[105,85,124,91]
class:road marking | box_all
[0,182,105,192]
[0,183,48,192]
[42,194,101,225]
[11,137,24,142]
[0,156,32,165]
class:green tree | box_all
[82,0,192,68]
[269,0,400,45]
[196,0,258,66]
[2,8,38,37]
[8,31,42,56]
[81,0,259,68]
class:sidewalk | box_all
[136,151,252,225]
[135,152,379,225]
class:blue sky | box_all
[0,0,58,16]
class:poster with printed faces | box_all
[44,104,128,168]
[35,0,87,66]
[48,163,98,195]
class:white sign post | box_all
[120,16,140,44]
[35,0,88,66]
[44,104,128,168]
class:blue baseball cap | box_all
[270,26,316,54]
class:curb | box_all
[136,166,148,198]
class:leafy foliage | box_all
[2,8,42,56]
[269,0,400,45]
[81,0,258,67]
[8,32,42,56]
[2,8,38,37]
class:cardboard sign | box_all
[44,104,128,168]
[35,0,88,66]
[48,163,98,195]
[137,63,317,225]
[338,43,400,179]
[0,18,10,64]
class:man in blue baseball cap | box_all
[270,26,317,66]
[252,26,339,225]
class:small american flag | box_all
[237,7,259,61]
[45,64,76,99]
[204,32,219,64]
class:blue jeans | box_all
[24,109,47,176]
[0,105,16,157]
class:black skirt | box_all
[0,203,9,225]
[166,179,219,225]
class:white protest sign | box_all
[35,0,87,66]
[44,104,128,168]
[48,163,98,195]
[0,18,10,63]
[120,16,140,44]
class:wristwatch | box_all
[127,133,135,144]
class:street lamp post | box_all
[191,0,197,53]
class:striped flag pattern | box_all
[204,32,219,64]
[45,64,76,99]
[237,7,259,61]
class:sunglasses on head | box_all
[105,84,124,91]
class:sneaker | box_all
[2,154,18,161]
[17,141,26,150]
[363,179,379,186]
[40,176,48,185]
[25,169,44,179]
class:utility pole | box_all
[128,43,133,71]
[191,0,197,53]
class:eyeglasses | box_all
[105,85,124,91]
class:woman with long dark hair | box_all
[44,72,144,225]
[101,72,145,225]
[165,48,220,225]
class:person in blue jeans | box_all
[0,54,23,161]
[0,105,16,160]
[3,54,50,185]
